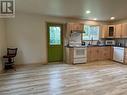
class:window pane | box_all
[83,25,99,40]
[49,26,61,45]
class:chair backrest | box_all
[7,48,18,57]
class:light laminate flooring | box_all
[0,61,127,95]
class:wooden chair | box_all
[3,48,18,70]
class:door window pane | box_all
[49,26,61,45]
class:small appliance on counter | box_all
[105,40,115,45]
[115,42,122,47]
[82,41,86,46]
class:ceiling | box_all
[16,0,127,21]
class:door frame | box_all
[46,22,64,63]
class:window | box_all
[49,26,61,45]
[82,25,100,40]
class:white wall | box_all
[0,19,6,71]
[6,13,108,65]
[6,13,46,64]
[112,19,127,24]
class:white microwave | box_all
[106,40,115,45]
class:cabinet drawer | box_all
[74,58,87,64]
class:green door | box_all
[47,23,63,62]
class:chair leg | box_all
[3,57,17,71]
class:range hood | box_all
[70,30,85,34]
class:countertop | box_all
[65,45,127,48]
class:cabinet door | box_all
[101,25,108,38]
[97,47,104,60]
[97,47,111,60]
[74,23,84,31]
[124,48,127,64]
[87,47,91,62]
[87,47,95,62]
[115,24,122,38]
[108,25,115,37]
[122,23,127,38]
[103,47,111,59]
[87,47,98,62]
[67,23,84,31]
[87,47,93,62]
[66,24,72,38]
[92,47,98,61]
[111,47,113,60]
[65,48,74,64]
[65,48,70,64]
[98,47,108,60]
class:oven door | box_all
[74,48,87,58]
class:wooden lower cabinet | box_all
[124,48,127,64]
[65,47,74,64]
[87,47,98,62]
[87,46,112,62]
[65,46,113,64]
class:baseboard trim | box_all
[15,62,47,67]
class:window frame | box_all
[82,24,100,41]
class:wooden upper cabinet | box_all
[108,25,116,38]
[101,25,108,38]
[115,24,122,38]
[66,23,84,39]
[67,23,84,32]
[101,25,116,38]
[122,23,127,38]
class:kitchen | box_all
[65,22,127,65]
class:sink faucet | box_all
[97,40,101,45]
[90,37,93,45]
